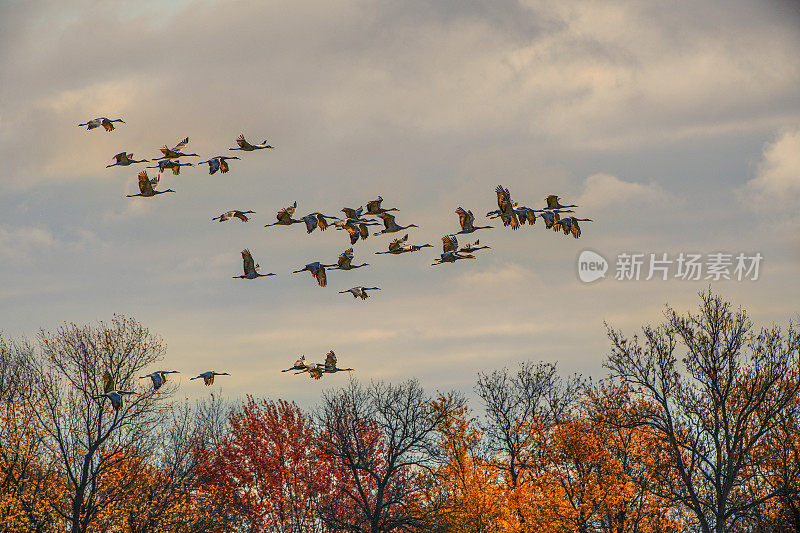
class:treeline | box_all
[0,291,799,533]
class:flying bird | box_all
[293,261,333,287]
[302,213,336,234]
[538,209,574,229]
[198,156,240,175]
[455,207,492,234]
[365,196,399,215]
[212,210,255,222]
[375,234,432,255]
[493,185,520,230]
[339,286,380,300]
[264,202,303,227]
[543,195,577,210]
[147,159,193,175]
[78,117,124,131]
[93,390,136,411]
[330,248,369,270]
[374,212,418,235]
[432,235,476,266]
[154,137,199,160]
[234,248,276,279]
[293,362,324,379]
[126,171,175,198]
[333,219,379,245]
[515,206,542,226]
[107,152,147,168]
[554,217,593,238]
[190,371,229,386]
[341,206,375,222]
[229,135,274,151]
[317,351,354,374]
[282,355,307,373]
[139,371,179,391]
[459,239,490,253]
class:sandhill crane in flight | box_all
[140,371,179,391]
[375,234,432,255]
[455,207,492,234]
[334,219,379,245]
[554,217,592,238]
[543,195,577,210]
[459,239,490,253]
[229,135,274,151]
[339,286,380,300]
[365,196,399,215]
[374,212,418,235]
[94,390,136,411]
[212,210,255,222]
[153,137,200,160]
[341,206,376,222]
[492,185,520,230]
[538,209,574,229]
[198,156,240,175]
[107,152,147,168]
[515,206,542,226]
[234,248,276,279]
[282,355,307,372]
[293,362,324,379]
[191,371,229,386]
[79,117,124,131]
[126,171,175,198]
[147,159,193,175]
[317,351,354,374]
[302,213,337,234]
[330,248,369,270]
[432,235,475,265]
[293,261,334,287]
[264,202,303,227]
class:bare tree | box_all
[604,290,800,533]
[475,361,583,525]
[30,316,171,533]
[315,378,464,533]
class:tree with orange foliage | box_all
[604,290,800,533]
[28,317,175,533]
[475,361,583,531]
[539,386,686,533]
[0,336,64,533]
[426,396,503,533]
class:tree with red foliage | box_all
[204,396,332,533]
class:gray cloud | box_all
[0,0,798,403]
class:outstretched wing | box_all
[378,212,395,228]
[456,207,473,229]
[442,235,457,253]
[339,248,354,267]
[325,351,337,366]
[303,215,318,233]
[236,134,252,149]
[496,185,512,211]
[241,248,255,274]
[170,137,189,153]
[138,172,155,195]
[366,197,382,212]
[103,370,114,393]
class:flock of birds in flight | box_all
[81,116,592,407]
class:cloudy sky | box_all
[1,0,799,408]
